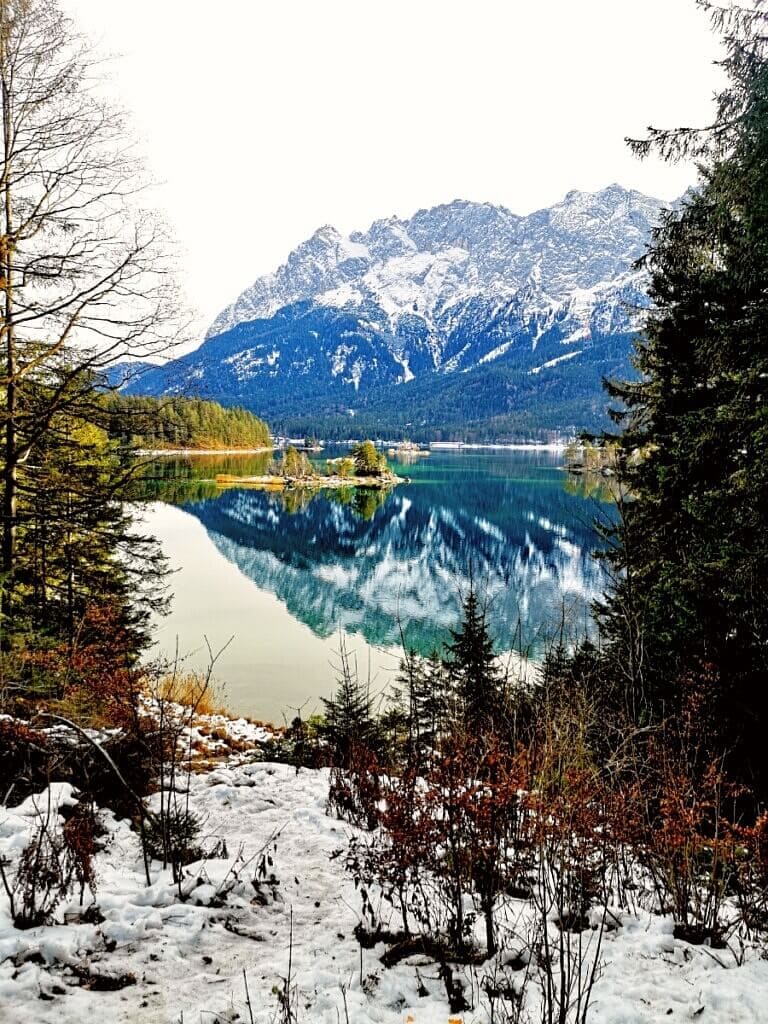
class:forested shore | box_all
[103,394,272,452]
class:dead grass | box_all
[153,672,228,717]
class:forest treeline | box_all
[0,389,272,661]
[103,394,271,451]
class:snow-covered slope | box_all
[3,765,768,1024]
[209,186,662,344]
[125,186,667,435]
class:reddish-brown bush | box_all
[327,742,382,831]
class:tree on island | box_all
[324,456,356,479]
[351,440,388,477]
[280,445,314,479]
[599,0,768,788]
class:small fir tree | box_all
[444,586,503,738]
[320,638,378,766]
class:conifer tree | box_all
[600,0,768,785]
[351,440,387,477]
[321,638,378,766]
[423,649,452,744]
[444,586,503,736]
[10,361,168,657]
[393,648,451,769]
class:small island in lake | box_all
[214,439,403,490]
[387,439,430,461]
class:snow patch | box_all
[479,340,515,364]
[529,350,582,374]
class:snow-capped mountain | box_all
[125,185,666,437]
[209,186,660,343]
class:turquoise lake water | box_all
[139,448,615,722]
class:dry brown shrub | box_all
[62,802,99,905]
[327,742,382,831]
[154,672,227,716]
[12,608,146,732]
[0,719,51,806]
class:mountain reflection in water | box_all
[154,449,614,659]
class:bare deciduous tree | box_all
[0,0,185,635]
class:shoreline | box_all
[135,446,273,456]
[429,441,566,451]
[212,472,404,490]
[135,443,567,456]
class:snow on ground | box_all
[2,755,768,1023]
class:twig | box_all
[287,905,294,1021]
[35,712,153,885]
[340,982,350,1024]
[243,968,255,1024]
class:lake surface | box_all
[138,448,615,723]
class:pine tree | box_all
[600,1,768,785]
[444,587,503,737]
[351,440,387,477]
[320,637,378,766]
[392,648,447,768]
[9,362,168,657]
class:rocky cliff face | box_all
[124,186,666,437]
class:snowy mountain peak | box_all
[129,185,670,437]
[207,185,664,342]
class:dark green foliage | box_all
[320,639,380,767]
[599,4,768,788]
[261,345,632,443]
[124,296,637,441]
[141,808,203,870]
[103,394,271,451]
[324,589,509,774]
[444,587,504,737]
[4,365,168,656]
[392,648,451,768]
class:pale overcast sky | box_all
[63,0,724,335]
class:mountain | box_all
[124,185,666,439]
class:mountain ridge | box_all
[122,185,667,439]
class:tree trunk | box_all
[0,49,16,649]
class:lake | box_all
[138,448,615,723]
